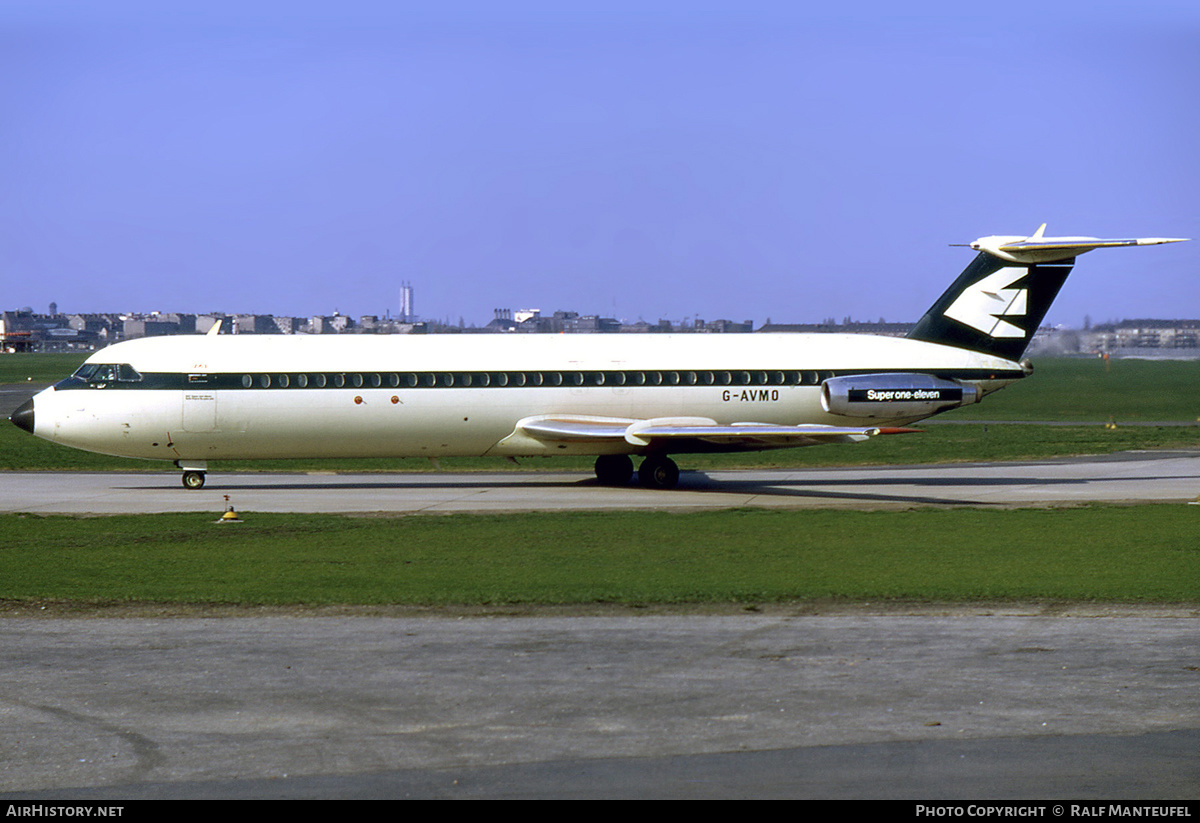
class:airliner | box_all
[9,226,1186,490]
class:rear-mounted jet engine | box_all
[820,373,978,419]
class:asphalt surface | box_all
[3,448,1200,515]
[1,610,1198,800]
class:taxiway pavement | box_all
[2,449,1199,515]
[2,611,1198,799]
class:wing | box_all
[496,414,918,454]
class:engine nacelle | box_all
[820,373,978,419]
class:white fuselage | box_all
[26,332,1021,463]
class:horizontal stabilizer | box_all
[968,224,1188,264]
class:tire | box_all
[181,471,206,490]
[638,455,679,490]
[594,454,634,486]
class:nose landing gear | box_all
[181,470,206,490]
[175,461,209,490]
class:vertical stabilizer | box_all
[907,252,1071,360]
[908,227,1187,360]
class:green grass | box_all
[0,352,87,384]
[945,356,1200,422]
[2,506,1198,607]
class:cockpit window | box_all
[90,365,118,383]
[71,363,142,384]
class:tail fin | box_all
[907,226,1187,361]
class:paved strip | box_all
[3,451,1199,515]
[0,613,1197,798]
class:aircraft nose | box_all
[10,398,34,434]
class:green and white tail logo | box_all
[943,268,1029,339]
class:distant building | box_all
[695,319,753,333]
[0,310,35,352]
[1082,319,1200,355]
[399,282,415,322]
[122,317,178,339]
[233,314,278,335]
[757,321,912,336]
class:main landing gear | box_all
[637,454,680,490]
[593,454,680,490]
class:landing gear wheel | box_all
[181,470,206,490]
[638,455,680,490]
[594,454,634,486]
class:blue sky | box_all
[2,1,1197,328]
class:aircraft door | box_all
[182,391,218,432]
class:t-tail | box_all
[907,225,1188,361]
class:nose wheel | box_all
[181,470,207,490]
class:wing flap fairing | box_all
[508,414,918,452]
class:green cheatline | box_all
[2,506,1199,607]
